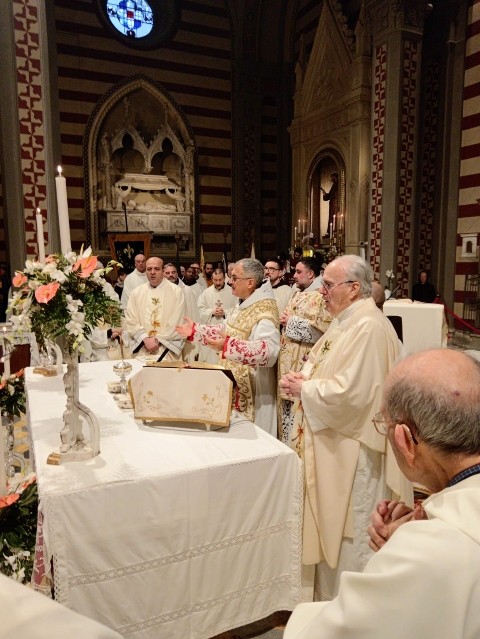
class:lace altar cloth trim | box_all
[69,521,295,587]
[118,575,294,635]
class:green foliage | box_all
[0,477,38,583]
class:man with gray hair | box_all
[284,348,480,639]
[177,258,280,436]
[280,254,411,600]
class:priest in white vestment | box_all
[263,258,293,315]
[197,268,236,364]
[0,573,121,638]
[177,258,280,436]
[125,257,185,363]
[280,254,412,600]
[163,262,200,362]
[121,253,147,310]
[284,349,480,639]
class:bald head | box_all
[134,254,146,273]
[384,349,480,456]
[146,257,164,288]
[371,281,385,309]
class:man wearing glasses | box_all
[284,349,480,639]
[279,254,411,600]
[263,258,293,315]
[177,258,280,436]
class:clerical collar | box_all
[447,463,480,487]
[271,281,284,289]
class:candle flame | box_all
[57,165,63,176]
[36,207,41,214]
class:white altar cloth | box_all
[26,362,302,639]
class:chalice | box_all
[113,359,132,395]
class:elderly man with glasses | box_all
[279,254,412,600]
[177,258,280,436]
[284,348,480,639]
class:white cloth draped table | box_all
[26,361,302,639]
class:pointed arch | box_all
[83,74,198,259]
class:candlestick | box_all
[55,165,71,254]
[333,214,336,232]
[329,222,333,239]
[35,207,46,262]
[294,226,297,243]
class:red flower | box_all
[35,282,60,304]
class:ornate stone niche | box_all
[85,78,197,258]
[289,0,372,255]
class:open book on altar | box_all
[128,361,235,431]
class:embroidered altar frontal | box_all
[129,362,235,430]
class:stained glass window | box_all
[106,0,154,39]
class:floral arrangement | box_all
[9,247,122,355]
[0,370,26,418]
[0,473,37,583]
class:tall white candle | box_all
[35,207,46,262]
[55,166,71,254]
[329,222,333,239]
[3,353,10,380]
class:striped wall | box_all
[454,0,480,323]
[53,0,232,262]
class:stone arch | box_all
[307,147,346,244]
[83,74,198,259]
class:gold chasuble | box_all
[223,299,279,422]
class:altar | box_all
[26,361,303,639]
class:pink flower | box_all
[12,273,27,287]
[0,493,19,508]
[35,282,60,304]
[72,255,97,278]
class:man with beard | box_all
[197,268,236,364]
[277,257,331,444]
[264,258,292,315]
[163,263,200,362]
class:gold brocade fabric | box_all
[290,338,334,457]
[222,299,279,422]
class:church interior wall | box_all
[0,0,479,327]
[51,0,233,262]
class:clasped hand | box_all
[367,499,427,552]
[279,371,305,398]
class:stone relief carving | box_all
[96,95,195,238]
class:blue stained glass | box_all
[106,0,154,39]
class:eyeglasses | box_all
[230,276,253,282]
[322,280,357,292]
[372,411,418,444]
[264,267,281,272]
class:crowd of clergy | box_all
[42,250,480,639]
